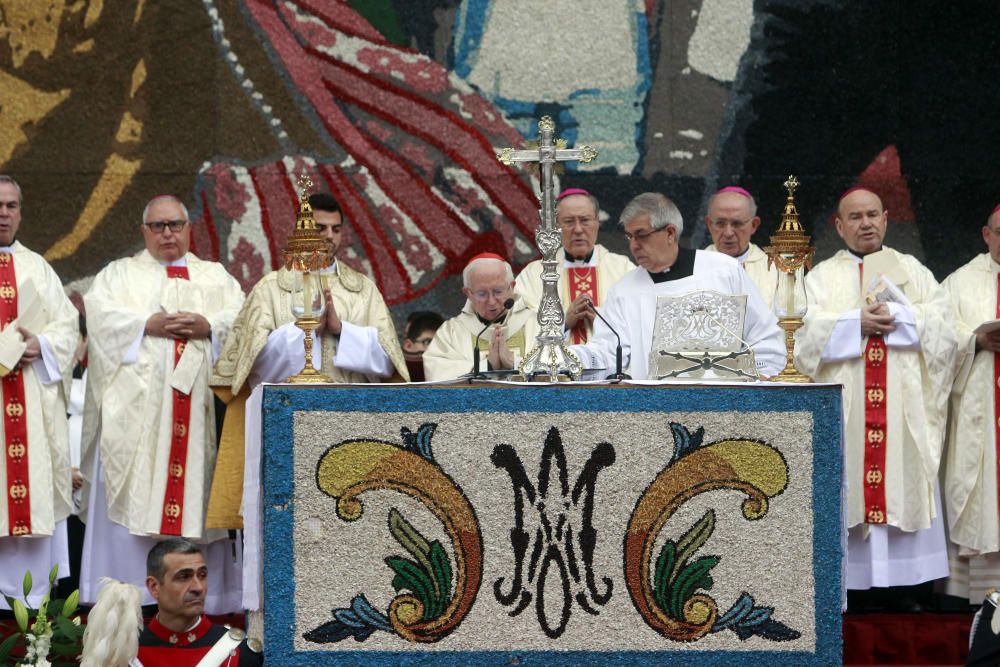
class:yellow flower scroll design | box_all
[313,424,482,643]
[624,423,794,642]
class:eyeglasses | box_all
[623,227,668,243]
[709,218,751,231]
[469,288,509,302]
[409,336,434,346]
[559,216,597,229]
[143,220,188,234]
[143,219,188,233]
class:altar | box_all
[255,381,843,665]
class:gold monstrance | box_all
[764,175,815,382]
[283,175,333,383]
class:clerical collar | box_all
[648,247,696,283]
[319,259,337,274]
[735,246,751,263]
[564,249,595,265]
[0,239,17,254]
[846,247,883,261]
[156,255,188,267]
[476,310,509,327]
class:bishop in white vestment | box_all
[942,206,1000,602]
[570,192,785,379]
[0,176,79,609]
[425,253,539,381]
[794,187,956,590]
[704,186,779,309]
[515,188,633,343]
[79,195,246,612]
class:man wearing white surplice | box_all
[515,188,633,343]
[80,195,245,612]
[0,176,79,609]
[569,192,785,380]
[942,203,1000,602]
[209,193,407,610]
[795,187,956,593]
[424,253,539,381]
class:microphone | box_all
[472,298,516,378]
[585,299,631,381]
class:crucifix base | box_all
[518,336,583,381]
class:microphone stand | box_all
[585,300,631,381]
[470,298,515,380]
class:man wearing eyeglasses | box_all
[80,194,246,613]
[423,253,538,381]
[569,192,785,380]
[795,186,956,607]
[941,203,1000,605]
[705,186,778,309]
[0,176,80,611]
[515,188,634,343]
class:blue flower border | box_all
[262,384,843,666]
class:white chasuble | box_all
[570,250,784,380]
[423,298,539,381]
[0,242,78,537]
[706,242,779,310]
[82,250,244,538]
[515,244,634,343]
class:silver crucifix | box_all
[497,116,598,380]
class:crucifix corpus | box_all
[497,116,598,380]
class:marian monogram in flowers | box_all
[264,386,842,666]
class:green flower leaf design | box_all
[385,508,453,621]
[652,510,719,620]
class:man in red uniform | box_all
[138,538,262,666]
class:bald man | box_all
[705,186,779,309]
[795,187,956,598]
[515,188,633,343]
[424,254,539,381]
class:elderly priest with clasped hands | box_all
[568,192,785,380]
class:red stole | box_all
[860,263,888,524]
[567,264,598,344]
[0,253,30,536]
[160,266,192,535]
[994,273,1000,527]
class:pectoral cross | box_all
[496,116,598,380]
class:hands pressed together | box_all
[314,288,342,337]
[145,311,212,339]
[565,294,596,331]
[487,324,515,370]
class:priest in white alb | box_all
[0,176,79,609]
[942,202,1000,602]
[80,194,246,612]
[794,186,956,593]
[569,192,785,380]
[704,186,779,309]
[208,192,408,610]
[424,253,539,381]
[515,188,633,344]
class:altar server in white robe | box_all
[209,192,407,610]
[80,194,246,613]
[942,203,1000,602]
[0,176,78,609]
[704,186,779,309]
[794,186,956,590]
[570,192,785,380]
[515,188,634,343]
[424,253,540,381]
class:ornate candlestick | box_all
[497,116,597,380]
[764,175,815,382]
[283,175,333,383]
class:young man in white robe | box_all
[515,188,634,343]
[208,192,408,610]
[942,203,1000,602]
[424,253,539,381]
[0,175,79,609]
[794,187,956,603]
[704,186,779,309]
[569,192,785,380]
[80,194,246,613]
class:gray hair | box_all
[462,257,513,288]
[142,195,190,224]
[708,191,757,218]
[619,192,684,236]
[146,538,202,580]
[0,175,23,204]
